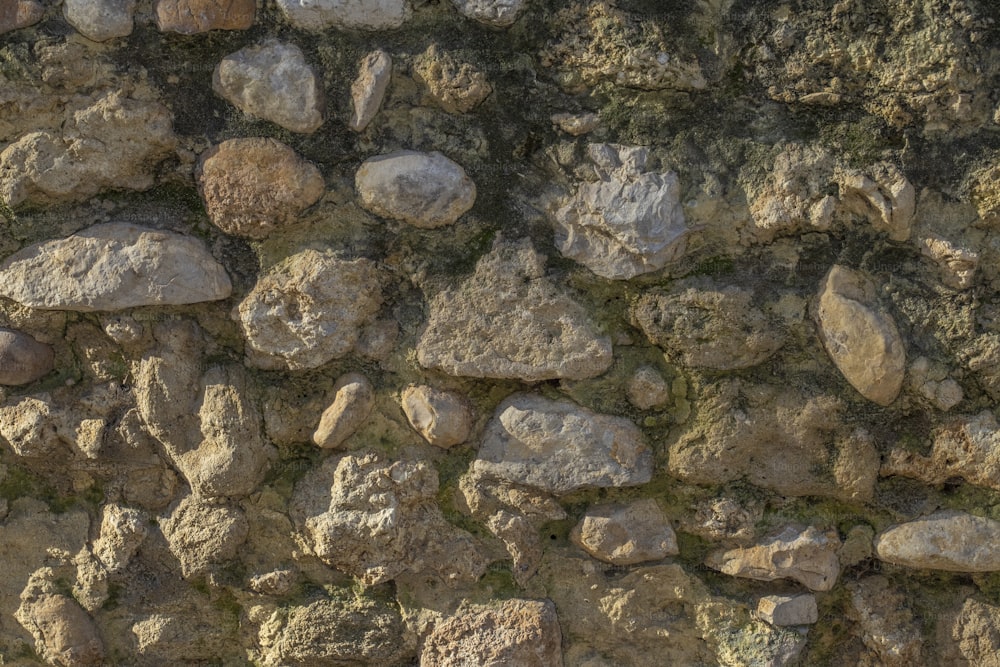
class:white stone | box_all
[451,0,525,27]
[706,525,841,591]
[401,385,472,448]
[0,223,231,312]
[349,49,392,132]
[757,594,818,626]
[276,0,410,30]
[213,40,324,134]
[64,0,135,41]
[875,510,1000,572]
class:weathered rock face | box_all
[417,238,613,381]
[312,372,375,448]
[875,511,1000,572]
[757,594,818,626]
[0,0,44,34]
[197,138,325,239]
[235,250,382,370]
[421,599,563,667]
[551,144,689,280]
[213,40,324,133]
[155,0,255,34]
[159,494,249,578]
[848,576,925,666]
[473,393,652,495]
[0,224,232,312]
[275,0,411,30]
[815,265,905,406]
[626,365,671,410]
[706,525,842,591]
[15,579,105,667]
[63,0,135,42]
[570,499,678,565]
[413,45,492,114]
[356,150,476,228]
[349,49,392,132]
[91,504,146,573]
[953,598,1000,667]
[0,328,53,385]
[451,0,525,27]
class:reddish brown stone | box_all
[0,0,44,34]
[155,0,254,34]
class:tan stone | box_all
[626,366,671,410]
[570,499,678,565]
[400,384,472,448]
[706,525,841,591]
[757,594,818,626]
[312,373,375,449]
[875,511,1000,572]
[155,0,255,34]
[953,598,1000,667]
[413,44,492,114]
[349,49,392,132]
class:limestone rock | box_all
[235,250,382,370]
[626,366,670,410]
[421,599,563,667]
[473,393,652,495]
[920,232,979,289]
[413,45,492,114]
[0,395,64,458]
[64,0,135,42]
[815,265,905,406]
[551,112,600,136]
[276,0,410,30]
[451,0,525,27]
[681,497,761,543]
[0,0,44,34]
[0,328,53,385]
[15,582,105,667]
[131,606,236,663]
[552,144,689,280]
[213,40,324,134]
[349,49,392,132]
[953,598,1000,667]
[632,279,785,370]
[155,0,255,34]
[570,499,678,565]
[291,453,488,586]
[312,373,375,449]
[0,223,231,311]
[836,163,915,242]
[875,510,1000,572]
[706,525,841,591]
[847,576,925,666]
[197,138,325,239]
[400,384,472,448]
[417,238,613,381]
[757,594,818,626]
[160,495,249,578]
[745,144,839,242]
[0,91,176,207]
[91,504,146,574]
[356,150,476,228]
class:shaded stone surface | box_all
[155,0,255,34]
[875,511,1000,572]
[0,328,53,385]
[570,499,678,565]
[706,525,841,591]
[275,0,410,30]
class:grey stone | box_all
[757,594,818,626]
[451,0,525,27]
[349,49,392,132]
[64,0,135,41]
[570,499,678,565]
[0,328,53,385]
[0,0,44,34]
[875,510,1000,572]
[626,366,670,410]
[275,0,410,30]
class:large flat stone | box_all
[875,511,1000,572]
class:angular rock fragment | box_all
[552,144,689,280]
[235,250,382,370]
[0,0,44,34]
[875,511,1000,572]
[155,0,255,34]
[213,40,324,133]
[417,238,612,381]
[706,525,841,591]
[91,504,146,574]
[356,150,476,228]
[421,599,563,667]
[312,373,375,449]
[920,232,978,289]
[0,223,231,311]
[0,328,53,385]
[400,384,472,448]
[551,112,599,136]
[451,0,525,28]
[160,494,249,578]
[413,45,492,114]
[15,577,105,667]
[64,0,135,42]
[570,499,678,565]
[275,0,411,30]
[349,49,392,132]
[757,594,818,626]
[848,576,925,666]
[473,393,652,495]
[837,162,915,242]
[681,496,761,543]
[197,138,325,239]
[0,395,65,458]
[952,598,1000,666]
[815,265,905,406]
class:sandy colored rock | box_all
[953,598,1000,667]
[64,0,135,41]
[552,144,689,280]
[706,525,841,591]
[235,250,382,370]
[451,0,524,27]
[421,598,562,667]
[349,49,392,132]
[291,453,488,586]
[632,279,785,370]
[356,150,476,228]
[474,393,652,495]
[414,45,492,114]
[312,372,375,449]
[875,510,1000,572]
[0,0,44,34]
[0,328,53,385]
[681,497,761,543]
[0,91,176,207]
[836,162,915,242]
[213,40,324,133]
[570,499,678,565]
[417,238,613,381]
[159,494,249,578]
[757,594,818,626]
[920,232,978,289]
[400,384,472,448]
[0,223,231,311]
[197,137,325,239]
[275,0,410,30]
[91,504,146,574]
[847,576,925,666]
[155,0,255,34]
[626,366,671,410]
[816,265,905,406]
[16,587,104,667]
[551,112,599,136]
[0,395,64,458]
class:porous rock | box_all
[0,0,44,34]
[847,576,925,666]
[413,45,492,114]
[706,524,841,591]
[63,0,135,42]
[213,40,324,133]
[91,504,146,574]
[451,0,525,27]
[159,494,249,578]
[197,137,325,239]
[235,250,382,370]
[417,238,613,381]
[952,598,1000,667]
[875,510,1000,572]
[0,223,231,311]
[15,582,105,667]
[400,384,472,448]
[570,499,678,565]
[349,49,392,132]
[552,144,689,280]
[275,0,410,30]
[356,150,476,228]
[472,393,652,495]
[626,366,671,410]
[0,328,53,385]
[312,372,375,449]
[155,0,255,34]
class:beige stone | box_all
[626,366,671,410]
[16,592,104,667]
[451,0,525,27]
[160,495,249,578]
[706,525,841,591]
[837,162,915,241]
[875,511,1000,572]
[312,373,375,449]
[0,328,53,385]
[920,232,978,289]
[414,45,492,114]
[848,576,925,666]
[953,598,1000,667]
[570,499,678,565]
[155,0,255,34]
[349,49,392,132]
[400,384,472,448]
[275,0,410,30]
[757,594,818,626]
[0,0,43,34]
[551,112,600,135]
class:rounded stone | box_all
[401,385,472,448]
[0,328,53,385]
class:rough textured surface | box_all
[570,499,678,565]
[706,525,842,591]
[0,328,53,386]
[155,0,255,34]
[63,0,135,42]
[757,594,818,627]
[275,0,410,30]
[875,511,1000,572]
[848,576,925,666]
[953,598,1000,667]
[400,384,472,448]
[451,0,524,28]
[0,224,232,311]
[15,574,104,667]
[197,137,325,239]
[0,0,44,34]
[159,494,249,578]
[417,238,613,381]
[356,150,476,228]
[213,40,324,133]
[414,45,493,114]
[312,372,375,448]
[349,49,392,132]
